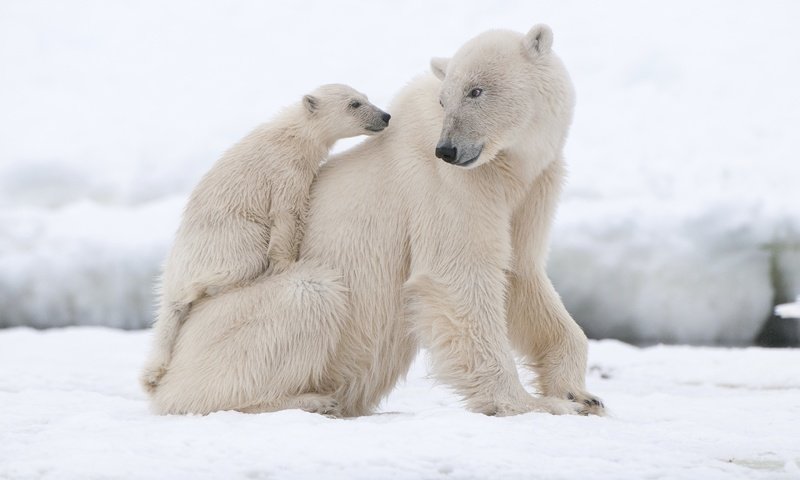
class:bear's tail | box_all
[139,301,191,395]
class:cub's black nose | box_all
[381,112,391,124]
[435,143,457,163]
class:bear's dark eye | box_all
[439,99,444,108]
[349,100,361,109]
[468,88,483,98]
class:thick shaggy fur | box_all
[140,85,389,393]
[149,25,604,417]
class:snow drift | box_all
[776,298,800,320]
[1,1,798,343]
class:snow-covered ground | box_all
[1,1,799,342]
[1,327,799,479]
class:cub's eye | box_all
[468,88,483,98]
[349,101,362,108]
[439,99,444,108]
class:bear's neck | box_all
[502,142,553,187]
[435,138,561,215]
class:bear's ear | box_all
[430,57,449,80]
[303,94,318,114]
[523,24,553,57]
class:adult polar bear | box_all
[151,24,604,417]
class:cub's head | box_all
[303,84,391,140]
[430,24,574,169]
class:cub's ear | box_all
[430,57,450,80]
[303,94,318,113]
[523,24,553,57]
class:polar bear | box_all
[149,24,604,417]
[140,84,390,393]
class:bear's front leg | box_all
[403,273,583,416]
[506,269,605,416]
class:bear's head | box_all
[302,84,391,140]
[430,24,574,169]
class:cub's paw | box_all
[139,363,167,394]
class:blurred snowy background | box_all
[1,0,798,345]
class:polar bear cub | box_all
[140,84,390,393]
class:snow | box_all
[1,1,799,342]
[1,327,799,479]
[2,3,797,475]
[776,298,800,320]
[0,199,182,329]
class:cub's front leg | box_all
[266,210,299,275]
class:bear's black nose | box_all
[435,143,457,163]
[381,112,391,124]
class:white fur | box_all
[140,84,388,393]
[149,25,604,417]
